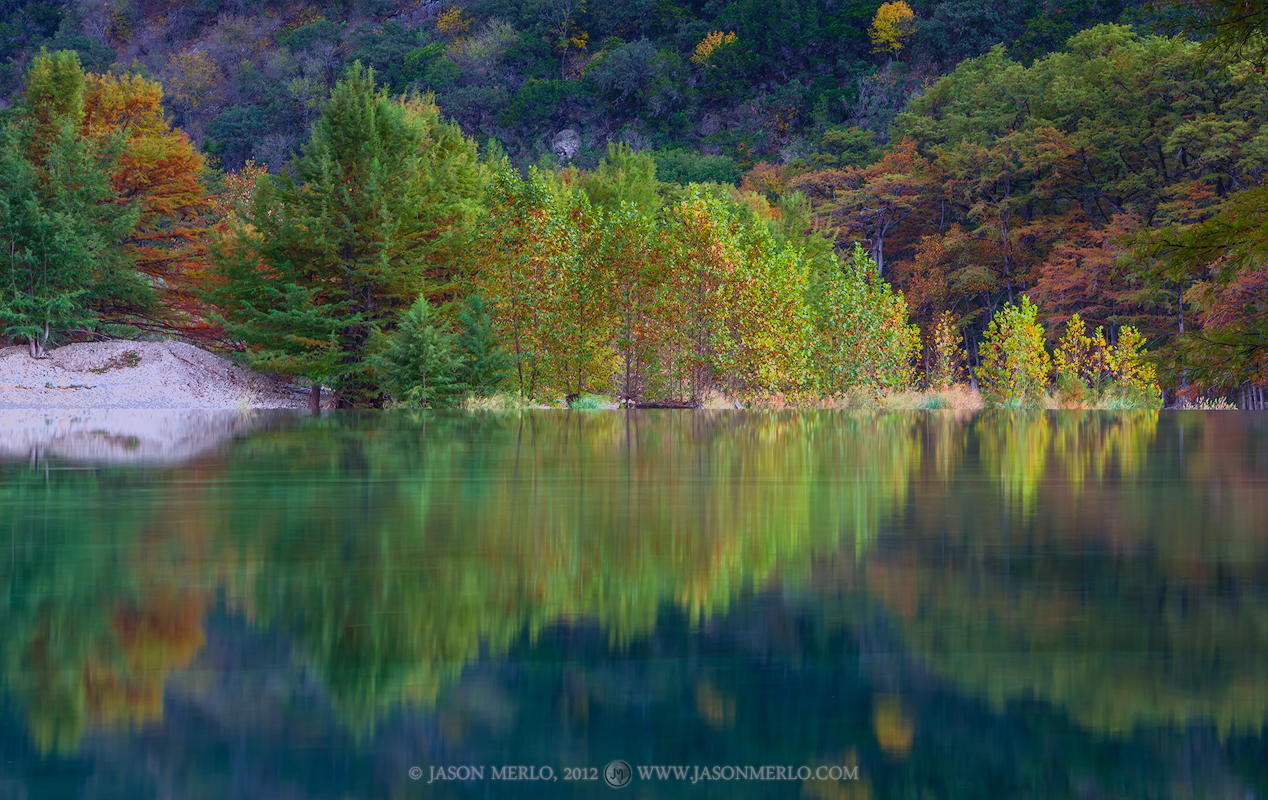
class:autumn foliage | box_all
[691,31,738,66]
[81,71,216,338]
[868,2,916,56]
[6,20,1268,406]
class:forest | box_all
[0,0,1265,408]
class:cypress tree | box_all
[208,63,481,407]
[0,51,145,356]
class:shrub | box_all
[1106,326,1160,403]
[1053,314,1161,408]
[1054,312,1107,392]
[927,310,965,389]
[978,296,1051,407]
[568,393,609,409]
[585,39,686,118]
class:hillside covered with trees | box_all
[1,0,1265,408]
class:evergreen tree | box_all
[207,63,481,407]
[372,295,465,408]
[456,294,510,396]
[577,143,662,213]
[0,55,145,357]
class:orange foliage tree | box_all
[789,137,942,278]
[80,71,216,338]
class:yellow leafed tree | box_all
[691,31,737,66]
[868,1,915,56]
[436,6,473,38]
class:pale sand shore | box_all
[0,340,307,410]
[0,341,308,463]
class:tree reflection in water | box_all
[0,410,1265,798]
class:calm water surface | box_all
[1,410,1266,799]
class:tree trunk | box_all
[310,383,321,415]
[27,323,48,359]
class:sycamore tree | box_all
[662,188,816,399]
[0,50,145,358]
[811,244,919,394]
[208,63,481,408]
[978,296,1052,407]
[471,161,615,400]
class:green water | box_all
[1,410,1266,799]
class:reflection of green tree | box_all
[209,411,922,726]
[0,468,154,753]
[869,552,1268,736]
[976,411,1051,518]
[867,412,1268,737]
[1051,410,1158,493]
[7,408,1268,754]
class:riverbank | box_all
[0,340,307,410]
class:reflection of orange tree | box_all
[84,593,206,730]
[7,564,207,755]
[206,411,921,726]
[0,459,217,753]
[864,412,1268,736]
[866,552,1268,736]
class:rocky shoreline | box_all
[0,340,307,410]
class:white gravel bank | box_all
[0,340,307,410]
[0,409,285,463]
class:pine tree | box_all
[372,296,465,408]
[1,50,207,341]
[207,63,481,406]
[0,77,144,357]
[455,294,510,396]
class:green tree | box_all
[372,295,466,408]
[208,64,481,407]
[455,294,511,397]
[0,52,145,357]
[978,296,1052,406]
[577,142,661,213]
[811,243,919,394]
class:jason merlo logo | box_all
[604,760,633,788]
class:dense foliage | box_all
[0,0,1265,405]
